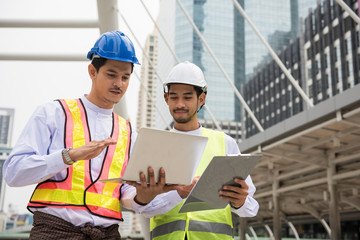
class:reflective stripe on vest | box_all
[27,98,131,220]
[151,219,233,239]
[150,128,234,240]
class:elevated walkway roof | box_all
[239,84,360,225]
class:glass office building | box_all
[244,0,317,79]
[156,0,318,126]
[175,0,236,121]
[244,1,298,78]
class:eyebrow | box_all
[168,91,194,96]
[107,69,131,76]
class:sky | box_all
[0,0,159,214]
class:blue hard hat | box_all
[87,31,140,65]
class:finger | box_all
[139,172,147,188]
[222,185,242,193]
[104,138,117,146]
[158,167,166,186]
[233,178,249,190]
[192,176,200,185]
[219,194,238,202]
[219,190,240,199]
[219,193,246,207]
[148,167,156,186]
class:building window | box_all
[335,45,341,63]
[315,59,320,74]
[335,67,342,83]
[307,66,312,79]
[316,79,322,94]
[308,85,313,98]
[345,37,352,56]
[346,60,354,78]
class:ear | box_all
[164,92,169,105]
[88,64,97,80]
[198,92,206,105]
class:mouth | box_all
[109,88,122,95]
[174,109,188,114]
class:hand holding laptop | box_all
[125,167,196,205]
[101,128,208,185]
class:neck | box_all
[174,119,200,132]
[86,92,114,109]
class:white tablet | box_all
[101,127,208,185]
[178,155,261,213]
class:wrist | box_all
[230,202,243,209]
[62,148,75,165]
[134,195,148,206]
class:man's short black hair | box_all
[91,57,107,72]
[91,57,134,73]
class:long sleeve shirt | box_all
[3,95,182,227]
[170,126,259,217]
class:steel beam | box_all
[0,54,85,61]
[0,20,98,28]
[287,221,300,240]
[97,0,128,119]
[249,226,259,240]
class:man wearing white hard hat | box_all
[149,61,259,240]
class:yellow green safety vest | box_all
[150,128,234,240]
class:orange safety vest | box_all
[27,98,131,221]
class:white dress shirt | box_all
[3,95,182,227]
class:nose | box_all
[112,78,123,88]
[175,99,186,108]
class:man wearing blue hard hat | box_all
[3,31,184,239]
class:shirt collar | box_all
[81,95,113,115]
[172,123,202,135]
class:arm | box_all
[223,134,259,217]
[3,103,69,187]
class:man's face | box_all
[88,59,132,109]
[165,83,205,124]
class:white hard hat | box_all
[164,61,207,93]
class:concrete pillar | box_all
[327,154,341,239]
[272,170,281,240]
[97,0,129,119]
[239,218,247,240]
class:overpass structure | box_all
[239,83,360,239]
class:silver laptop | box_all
[101,127,208,185]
